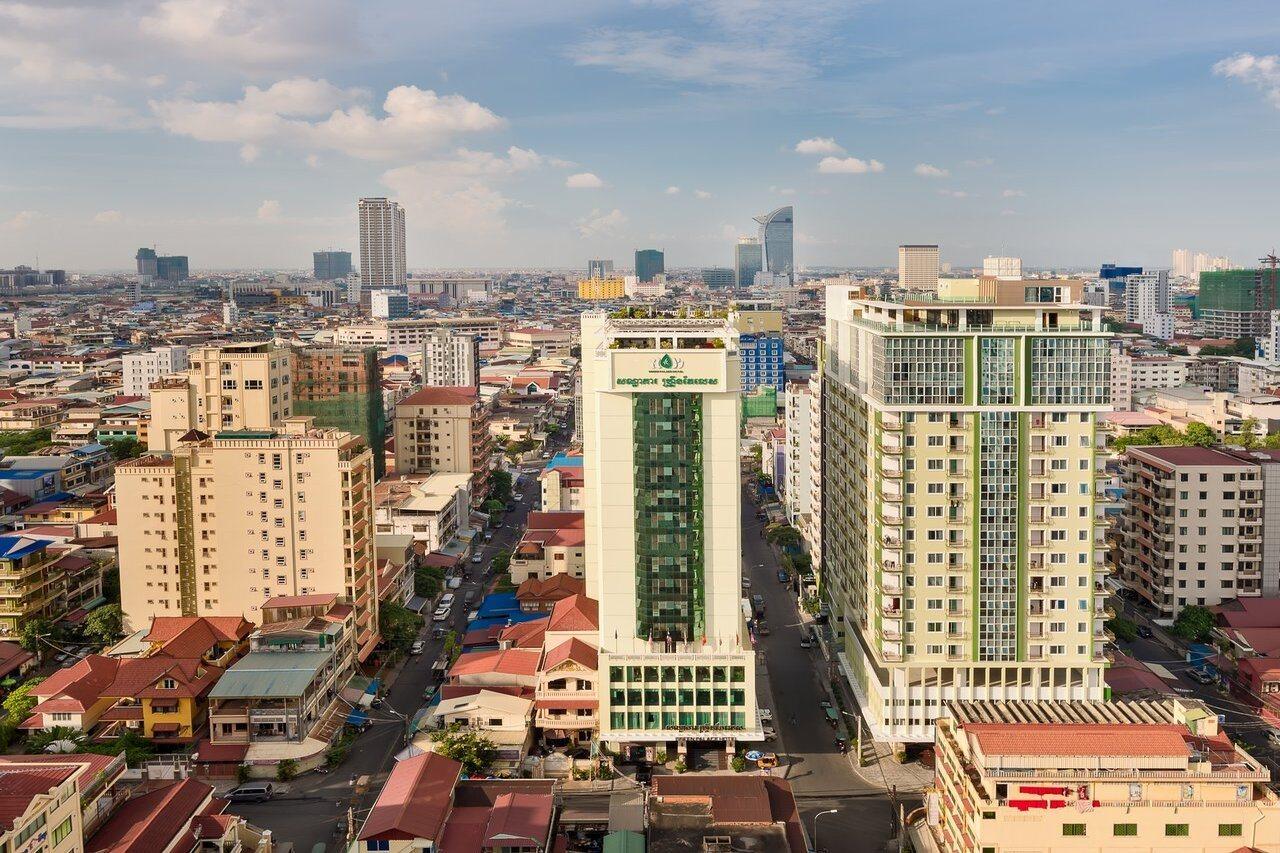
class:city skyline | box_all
[3,2,1280,270]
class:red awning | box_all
[150,722,181,733]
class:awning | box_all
[406,595,429,613]
[151,722,181,733]
[534,698,598,710]
[192,739,249,764]
[346,709,369,727]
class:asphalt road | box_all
[233,472,539,850]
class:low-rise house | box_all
[426,689,534,770]
[0,399,65,430]
[448,648,542,691]
[86,777,274,853]
[539,459,583,511]
[535,638,598,749]
[648,776,807,853]
[374,472,473,552]
[510,511,585,583]
[516,574,585,613]
[543,594,599,650]
[0,762,85,853]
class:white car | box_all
[432,606,451,622]
[513,492,523,501]
[409,640,425,655]
[440,593,455,607]
[758,708,773,722]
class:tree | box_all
[82,605,122,648]
[764,524,802,548]
[18,618,51,656]
[431,727,496,775]
[102,438,142,461]
[1106,617,1138,643]
[489,469,514,504]
[1265,432,1280,449]
[1184,422,1217,447]
[483,499,506,517]
[3,678,45,725]
[415,564,445,598]
[1112,422,1217,453]
[490,549,512,575]
[26,726,85,754]
[0,430,53,456]
[1237,417,1261,449]
[378,601,424,654]
[1171,605,1215,642]
[1198,336,1255,357]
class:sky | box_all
[3,1,1280,272]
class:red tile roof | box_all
[484,792,554,848]
[450,648,541,679]
[543,638,598,671]
[0,641,33,678]
[964,723,1192,757]
[523,511,584,531]
[498,619,546,649]
[0,766,75,830]
[31,655,119,713]
[399,386,478,407]
[0,754,122,794]
[546,594,598,633]
[144,616,252,645]
[516,574,585,602]
[359,752,462,841]
[533,698,597,710]
[86,778,214,853]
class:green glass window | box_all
[644,689,659,705]
[679,688,694,704]
[610,689,625,705]
[661,666,677,682]
[627,666,643,682]
[730,667,745,682]
[730,689,745,706]
[1219,824,1243,837]
[662,689,677,705]
[644,711,660,729]
[713,689,727,706]
[713,666,727,682]
[696,711,712,726]
[610,711,625,729]
[626,689,642,706]
[713,711,729,726]
[644,666,659,681]
[610,666,624,682]
[696,666,710,682]
[1113,824,1136,837]
[679,711,694,726]
[52,816,72,846]
[1165,825,1189,837]
[662,711,678,727]
[696,689,711,706]
[679,666,694,682]
[1061,824,1085,837]
[731,712,745,727]
[627,711,643,729]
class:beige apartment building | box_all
[1118,446,1273,619]
[925,698,1279,853]
[392,386,492,497]
[148,342,292,452]
[116,417,379,661]
[511,511,586,583]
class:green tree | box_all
[1171,605,1215,642]
[25,726,85,754]
[1198,336,1255,357]
[378,601,424,653]
[82,605,122,648]
[490,549,512,575]
[102,438,143,461]
[276,758,298,781]
[1264,432,1280,449]
[489,469,514,504]
[0,430,53,456]
[101,566,120,605]
[431,727,497,775]
[483,499,506,517]
[1106,617,1138,643]
[1238,417,1261,449]
[18,618,51,656]
[415,564,445,598]
[3,677,45,726]
[764,524,802,548]
[1184,422,1217,447]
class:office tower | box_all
[1172,248,1193,278]
[392,387,492,496]
[358,198,406,291]
[116,418,379,661]
[728,300,785,393]
[734,238,763,290]
[147,342,292,452]
[313,250,353,280]
[822,278,1111,742]
[701,267,735,290]
[122,345,189,397]
[981,256,1022,279]
[587,259,614,280]
[581,311,759,754]
[1194,252,1213,276]
[291,346,387,479]
[897,244,939,293]
[370,289,410,320]
[136,248,158,278]
[753,206,793,276]
[635,249,664,283]
[1118,446,1271,620]
[156,255,189,282]
[1099,263,1142,279]
[422,329,480,387]
[578,277,626,300]
[1123,270,1171,325]
[1198,268,1280,338]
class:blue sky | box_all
[3,0,1280,272]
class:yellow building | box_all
[0,536,103,641]
[115,417,379,662]
[578,277,626,300]
[728,299,784,334]
[0,764,82,853]
[924,698,1280,853]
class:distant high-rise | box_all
[1199,268,1280,338]
[1124,270,1171,326]
[753,206,793,275]
[981,256,1022,279]
[1194,252,1213,277]
[358,198,406,291]
[1099,264,1142,280]
[314,250,353,280]
[897,244,939,292]
[370,289,410,320]
[136,248,158,278]
[587,259,614,280]
[136,248,188,282]
[734,238,763,289]
[1172,248,1193,278]
[422,329,480,387]
[634,249,664,283]
[701,267,735,290]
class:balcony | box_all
[880,436,903,455]
[880,460,903,479]
[880,504,903,524]
[881,415,903,431]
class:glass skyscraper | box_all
[634,249,664,283]
[753,206,793,275]
[734,238,763,289]
[314,250,353,280]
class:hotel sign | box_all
[609,350,728,392]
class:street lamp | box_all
[813,808,837,853]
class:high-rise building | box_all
[729,301,785,393]
[897,244,939,293]
[313,250,353,280]
[784,379,815,528]
[122,345,189,397]
[1194,251,1213,276]
[581,311,759,753]
[587,259,614,280]
[1123,270,1171,325]
[147,342,292,452]
[981,256,1022,279]
[422,329,480,388]
[358,198,406,291]
[291,346,387,479]
[136,248,158,278]
[1099,263,1142,280]
[701,267,735,290]
[370,289,410,320]
[822,278,1111,742]
[1212,255,1233,271]
[753,206,793,276]
[1172,248,1193,278]
[136,248,188,282]
[392,387,492,497]
[634,249,664,283]
[578,277,626,300]
[1198,268,1280,338]
[116,418,379,661]
[734,238,763,290]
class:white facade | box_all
[358,198,406,291]
[1261,311,1280,365]
[1123,270,1171,325]
[1172,248,1193,278]
[422,329,480,387]
[122,345,189,397]
[1194,251,1212,276]
[222,302,239,325]
[1111,352,1190,411]
[370,289,409,320]
[897,244,939,293]
[981,256,1022,279]
[1142,312,1175,341]
[784,382,814,526]
[623,275,668,299]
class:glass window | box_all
[1113,824,1137,837]
[1061,824,1085,837]
[1165,825,1189,837]
[1219,824,1243,837]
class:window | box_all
[1062,824,1085,837]
[366,842,390,852]
[52,816,73,846]
[1219,824,1243,837]
[1165,824,1189,837]
[1113,824,1137,837]
[160,678,176,689]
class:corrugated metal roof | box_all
[208,651,330,698]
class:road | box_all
[740,481,902,852]
[234,471,540,850]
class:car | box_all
[409,640,425,655]
[758,708,773,723]
[1269,729,1280,749]
[484,532,494,542]
[226,783,275,804]
[799,637,813,649]
[1188,668,1216,685]
[440,593,455,607]
[751,594,764,608]
[471,553,483,564]
[1136,625,1153,639]
[514,492,523,501]
[776,570,790,583]
[432,606,451,622]
[761,721,776,740]
[756,620,770,636]
[741,577,752,589]
[431,626,446,640]
[447,576,463,590]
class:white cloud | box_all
[1001,188,1026,198]
[665,186,681,195]
[566,172,605,189]
[93,210,123,224]
[817,156,885,174]
[257,199,282,221]
[1,210,43,230]
[140,0,358,68]
[239,143,260,163]
[913,163,949,178]
[150,80,505,161]
[0,95,143,130]
[9,46,125,86]
[571,29,804,88]
[1214,53,1280,107]
[937,189,968,198]
[575,208,627,239]
[694,189,712,199]
[794,137,844,155]
[962,157,995,168]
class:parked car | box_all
[463,590,478,606]
[1136,625,1153,639]
[440,593,455,607]
[776,570,790,583]
[432,606,452,622]
[799,637,813,649]
[1188,668,1216,685]
[409,640,425,655]
[514,492,523,501]
[756,620,770,636]
[762,721,776,741]
[756,753,778,770]
[758,708,773,723]
[226,783,275,803]
[471,553,483,564]
[431,626,446,640]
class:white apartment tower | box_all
[422,329,480,387]
[358,198,406,291]
[981,256,1022,280]
[784,380,815,527]
[122,345,189,397]
[1123,270,1171,325]
[822,278,1112,743]
[898,244,940,293]
[1172,248,1193,278]
[581,312,759,754]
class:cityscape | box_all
[4,4,1280,853]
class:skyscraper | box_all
[634,249,664,283]
[587,259,614,280]
[314,250,353,280]
[753,206,793,275]
[701,268,735,290]
[897,244,939,292]
[422,329,480,387]
[1172,248,1193,278]
[581,311,759,753]
[135,248,158,278]
[358,198,406,291]
[734,238,763,289]
[1123,270,1171,325]
[821,278,1111,742]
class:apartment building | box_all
[1118,446,1273,619]
[0,536,104,641]
[803,365,823,571]
[336,317,502,351]
[927,699,1278,853]
[148,342,291,452]
[121,345,188,397]
[1110,352,1190,411]
[577,277,626,300]
[1124,270,1171,325]
[358,197,406,291]
[898,244,939,293]
[822,278,1112,743]
[373,472,473,551]
[290,346,386,479]
[784,379,815,527]
[581,312,759,755]
[392,387,492,496]
[422,329,480,387]
[511,511,586,583]
[115,417,379,661]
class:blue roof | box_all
[72,443,108,455]
[465,611,545,632]
[476,592,520,618]
[543,452,584,472]
[0,536,48,560]
[0,469,58,480]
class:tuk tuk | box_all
[757,753,778,769]
[821,701,839,727]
